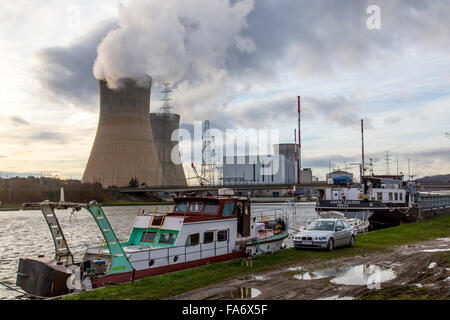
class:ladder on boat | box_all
[152,207,169,248]
[40,203,74,266]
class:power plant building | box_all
[222,155,296,185]
[82,79,186,187]
[273,143,312,183]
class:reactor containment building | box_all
[82,78,187,187]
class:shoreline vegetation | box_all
[62,215,450,300]
[0,201,175,211]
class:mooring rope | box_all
[0,281,28,295]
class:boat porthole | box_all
[174,255,179,262]
[149,259,155,267]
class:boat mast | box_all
[297,96,301,184]
[361,119,365,180]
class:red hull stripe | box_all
[91,250,244,288]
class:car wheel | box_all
[327,238,334,251]
[349,235,355,247]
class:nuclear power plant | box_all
[82,78,186,187]
[150,112,187,187]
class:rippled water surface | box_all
[0,202,317,299]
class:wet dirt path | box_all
[168,238,450,300]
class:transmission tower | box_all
[384,151,392,175]
[368,158,374,176]
[201,120,216,185]
[160,82,173,113]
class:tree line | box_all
[0,176,123,204]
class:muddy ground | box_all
[168,238,450,300]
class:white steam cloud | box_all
[93,0,255,89]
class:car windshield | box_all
[306,220,335,231]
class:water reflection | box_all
[231,287,262,299]
[293,264,396,286]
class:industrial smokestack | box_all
[82,78,163,187]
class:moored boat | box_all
[16,189,288,298]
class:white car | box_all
[293,219,355,251]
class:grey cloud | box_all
[34,20,116,111]
[33,1,450,117]
[30,131,69,143]
[10,116,29,126]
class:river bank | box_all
[62,215,450,300]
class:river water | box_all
[0,202,317,299]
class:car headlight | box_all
[319,237,327,240]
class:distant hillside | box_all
[415,174,450,183]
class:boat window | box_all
[342,221,350,229]
[186,233,200,246]
[140,231,157,243]
[399,193,403,201]
[377,192,382,201]
[389,192,393,201]
[204,203,219,214]
[395,193,398,201]
[158,232,176,245]
[222,202,235,217]
[189,202,203,213]
[174,202,188,213]
[217,229,228,242]
[204,231,214,244]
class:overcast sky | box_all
[0,0,449,181]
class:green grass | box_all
[62,215,450,300]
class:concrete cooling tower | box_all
[82,79,164,187]
[150,112,187,186]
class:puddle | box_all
[428,262,437,269]
[436,238,450,242]
[287,266,303,272]
[316,295,354,300]
[330,265,396,286]
[253,275,269,281]
[293,264,396,286]
[231,287,262,299]
[293,272,330,280]
[420,249,450,253]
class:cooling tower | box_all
[82,79,164,187]
[150,112,187,186]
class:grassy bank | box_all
[63,215,450,300]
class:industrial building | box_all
[82,79,186,187]
[222,155,296,185]
[221,143,313,185]
[273,143,312,183]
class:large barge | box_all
[316,175,450,229]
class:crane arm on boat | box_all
[83,204,134,275]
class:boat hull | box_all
[90,250,244,288]
[16,257,71,298]
[244,230,289,255]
